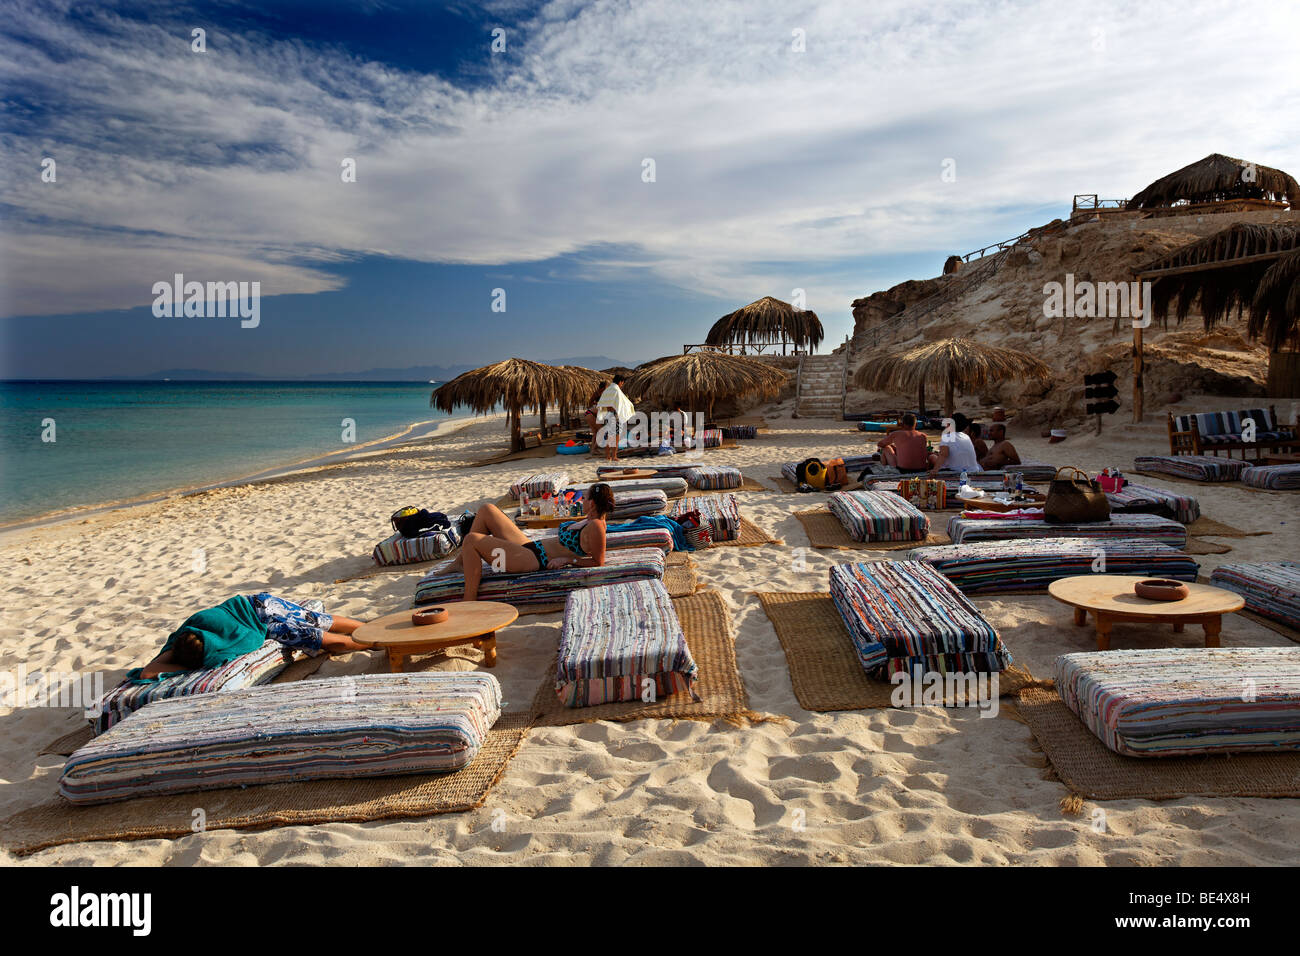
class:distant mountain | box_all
[122,356,642,382]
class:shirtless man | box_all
[980,423,1021,470]
[876,413,929,471]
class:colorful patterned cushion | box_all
[555,580,698,707]
[530,525,673,554]
[1208,562,1300,629]
[62,673,502,805]
[907,538,1199,593]
[945,513,1186,548]
[1242,464,1300,490]
[670,494,740,541]
[1056,648,1300,757]
[1105,483,1201,523]
[509,472,571,498]
[721,425,757,439]
[372,526,462,566]
[91,640,293,736]
[1133,455,1247,482]
[828,561,1011,678]
[683,465,742,490]
[413,547,666,608]
[827,490,930,542]
[606,489,668,519]
[566,477,688,498]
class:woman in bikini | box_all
[460,483,615,600]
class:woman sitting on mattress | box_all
[135,593,368,681]
[460,483,616,600]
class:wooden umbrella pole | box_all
[944,373,955,417]
[510,405,521,452]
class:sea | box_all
[0,381,474,526]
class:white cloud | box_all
[2,0,1297,340]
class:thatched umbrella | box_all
[556,365,605,428]
[1127,153,1299,210]
[625,352,789,419]
[1250,249,1300,352]
[855,338,1052,417]
[431,358,591,452]
[706,296,824,354]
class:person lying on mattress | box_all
[460,482,616,600]
[135,593,368,681]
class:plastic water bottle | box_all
[960,469,969,486]
[520,490,530,516]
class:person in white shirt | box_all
[596,375,635,462]
[928,413,981,474]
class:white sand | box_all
[2,403,1298,865]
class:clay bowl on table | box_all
[1133,579,1189,602]
[412,607,450,626]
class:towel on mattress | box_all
[945,512,1186,548]
[531,524,673,554]
[90,640,294,735]
[509,472,570,498]
[669,493,740,541]
[682,465,742,490]
[828,561,1011,678]
[1241,463,1300,490]
[1056,648,1300,757]
[1208,562,1300,628]
[827,490,930,542]
[1133,455,1247,482]
[61,673,502,805]
[1104,483,1201,523]
[906,538,1199,593]
[555,580,699,707]
[413,547,666,607]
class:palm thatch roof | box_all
[1137,223,1300,328]
[854,337,1052,416]
[624,352,789,418]
[706,297,824,352]
[1127,153,1298,210]
[1249,249,1300,351]
[431,358,594,450]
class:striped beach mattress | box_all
[1105,483,1201,523]
[91,640,293,736]
[62,673,503,805]
[1208,562,1300,629]
[372,527,462,567]
[1133,455,1247,482]
[509,471,570,498]
[906,538,1199,594]
[1056,648,1300,757]
[566,477,688,499]
[669,493,740,542]
[598,463,715,480]
[780,454,878,485]
[721,425,757,439]
[555,579,699,707]
[683,465,742,490]
[413,547,666,608]
[1241,463,1300,490]
[529,525,673,554]
[828,490,930,542]
[606,489,668,519]
[945,513,1187,548]
[828,561,1012,679]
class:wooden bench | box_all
[1166,405,1300,460]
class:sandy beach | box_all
[2,400,1297,866]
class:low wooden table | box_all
[514,511,574,529]
[352,602,518,671]
[955,491,1044,512]
[601,468,657,481]
[1047,575,1245,651]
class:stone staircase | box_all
[795,352,847,419]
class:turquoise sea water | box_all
[0,381,468,524]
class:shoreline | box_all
[0,412,488,539]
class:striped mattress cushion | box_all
[721,425,757,439]
[62,673,503,805]
[829,561,1011,678]
[945,513,1187,548]
[601,463,708,480]
[1173,407,1279,440]
[509,472,570,498]
[566,477,688,498]
[556,580,698,707]
[1241,464,1300,490]
[91,640,293,736]
[531,525,673,554]
[828,490,930,542]
[1133,455,1247,482]
[906,538,1199,594]
[683,465,742,490]
[372,527,462,567]
[669,493,740,541]
[780,454,877,484]
[1208,562,1300,629]
[607,489,668,519]
[1056,648,1300,757]
[413,547,666,608]
[1105,483,1200,523]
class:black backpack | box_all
[390,507,451,539]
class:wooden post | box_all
[944,374,955,417]
[918,382,925,416]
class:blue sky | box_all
[2,0,1298,378]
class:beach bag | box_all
[1044,466,1111,524]
[824,458,849,487]
[896,478,947,510]
[796,457,826,489]
[673,509,713,549]
[390,507,451,538]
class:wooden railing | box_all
[682,342,812,355]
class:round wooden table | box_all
[352,602,518,672]
[955,491,1044,512]
[601,468,657,481]
[1047,575,1245,651]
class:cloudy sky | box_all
[2,0,1297,378]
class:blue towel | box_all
[622,515,693,552]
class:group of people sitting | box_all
[876,411,1020,475]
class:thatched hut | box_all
[624,352,789,419]
[854,338,1052,417]
[706,296,823,354]
[1127,153,1298,211]
[431,358,591,452]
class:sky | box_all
[1,0,1298,379]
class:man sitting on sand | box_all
[980,422,1021,470]
[135,593,368,681]
[928,413,982,474]
[876,413,929,472]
